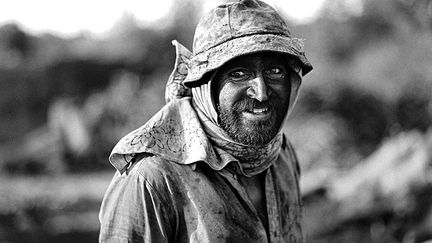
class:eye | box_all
[269,67,282,74]
[264,67,286,79]
[228,69,250,81]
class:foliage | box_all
[0,172,111,242]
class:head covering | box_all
[184,0,312,87]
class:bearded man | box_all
[99,0,312,242]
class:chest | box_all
[239,175,268,227]
[173,167,303,243]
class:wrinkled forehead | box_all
[216,51,295,70]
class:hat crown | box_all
[193,0,291,55]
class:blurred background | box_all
[0,0,431,242]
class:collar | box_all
[109,97,237,174]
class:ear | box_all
[165,40,193,103]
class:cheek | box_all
[218,84,246,107]
[271,83,291,101]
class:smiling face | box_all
[213,52,299,145]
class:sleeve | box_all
[99,169,175,242]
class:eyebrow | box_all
[225,59,255,69]
[230,59,286,69]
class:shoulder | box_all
[285,137,301,176]
[100,155,188,219]
[273,135,303,205]
[277,135,301,177]
[121,154,190,196]
[132,154,188,182]
[99,155,183,241]
[102,154,191,208]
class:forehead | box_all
[219,51,289,70]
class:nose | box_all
[246,74,270,102]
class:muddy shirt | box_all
[99,139,303,243]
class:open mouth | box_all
[250,107,270,114]
[243,105,272,118]
[234,99,274,119]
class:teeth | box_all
[252,108,268,113]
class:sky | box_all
[0,0,339,37]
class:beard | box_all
[218,98,288,146]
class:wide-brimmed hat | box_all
[183,0,313,87]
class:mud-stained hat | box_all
[183,0,313,87]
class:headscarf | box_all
[191,79,283,176]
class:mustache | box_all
[233,98,274,112]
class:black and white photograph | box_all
[0,0,431,242]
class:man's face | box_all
[213,52,297,146]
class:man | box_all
[99,0,312,242]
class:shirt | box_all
[99,137,303,242]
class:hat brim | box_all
[184,34,313,87]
